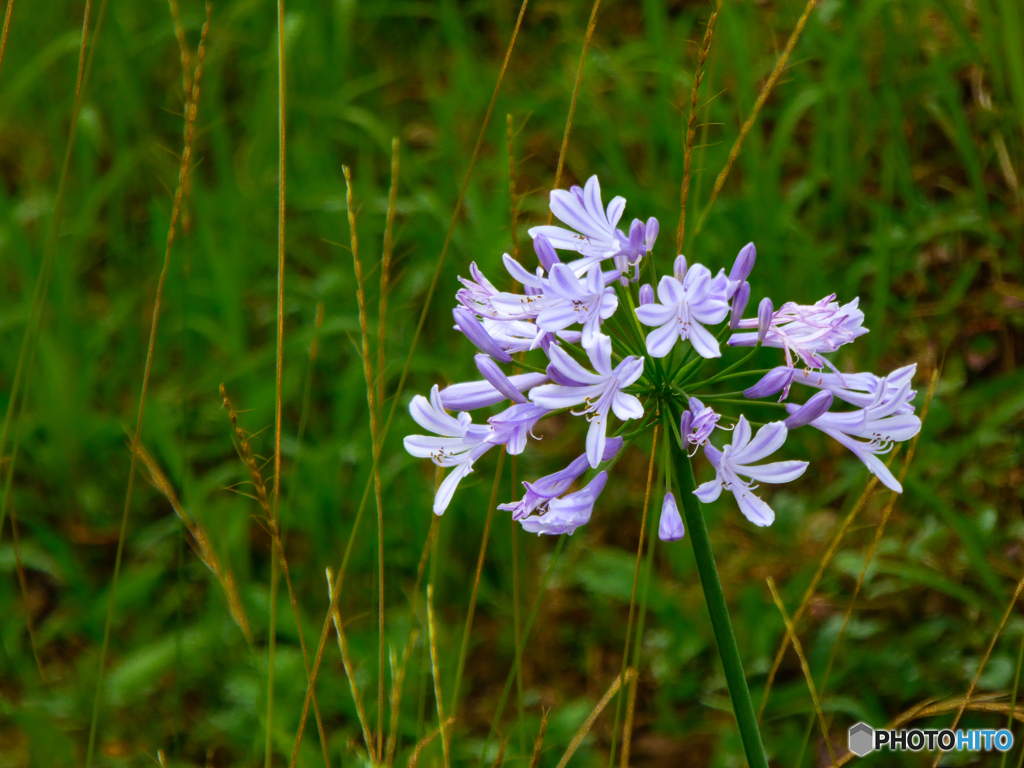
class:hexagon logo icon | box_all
[848,722,874,757]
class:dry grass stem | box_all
[766,577,835,764]
[135,439,252,642]
[507,114,519,261]
[619,671,638,768]
[490,740,507,767]
[292,5,530,752]
[428,584,451,768]
[342,164,387,764]
[85,13,208,765]
[556,668,636,768]
[408,717,455,768]
[0,0,15,80]
[327,568,376,760]
[676,11,717,254]
[547,0,602,219]
[166,0,192,98]
[219,386,331,768]
[693,0,818,239]
[609,424,659,764]
[757,471,883,721]
[529,709,549,768]
[379,137,400,406]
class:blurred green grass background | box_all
[0,0,1022,765]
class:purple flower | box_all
[785,375,920,492]
[658,492,685,541]
[498,437,623,520]
[639,283,654,306]
[529,334,645,467]
[694,417,808,526]
[519,472,608,536]
[527,176,626,260]
[403,385,495,514]
[536,263,619,348]
[634,265,731,358]
[729,294,868,370]
[686,397,722,446]
[487,403,549,454]
[526,176,657,280]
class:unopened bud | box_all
[730,282,750,329]
[784,391,834,429]
[757,297,774,344]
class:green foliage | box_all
[0,0,1022,765]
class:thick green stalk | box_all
[668,405,768,768]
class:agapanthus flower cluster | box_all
[404,176,921,540]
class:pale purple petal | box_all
[529,383,599,409]
[645,321,679,358]
[688,320,722,358]
[611,392,644,420]
[740,459,808,484]
[731,420,787,464]
[657,275,685,306]
[694,479,722,503]
[636,303,676,327]
[606,196,626,228]
[546,343,604,385]
[733,486,775,526]
[586,334,614,375]
[534,234,560,270]
[585,413,608,468]
[434,462,474,515]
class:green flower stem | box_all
[684,347,760,387]
[688,366,773,389]
[669,405,769,768]
[698,397,786,409]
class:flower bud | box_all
[729,242,756,284]
[453,307,512,362]
[639,283,654,306]
[475,354,528,404]
[673,254,687,281]
[757,297,774,344]
[783,391,834,429]
[730,281,750,329]
[629,219,645,256]
[645,217,659,252]
[658,492,685,541]
[743,366,794,399]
